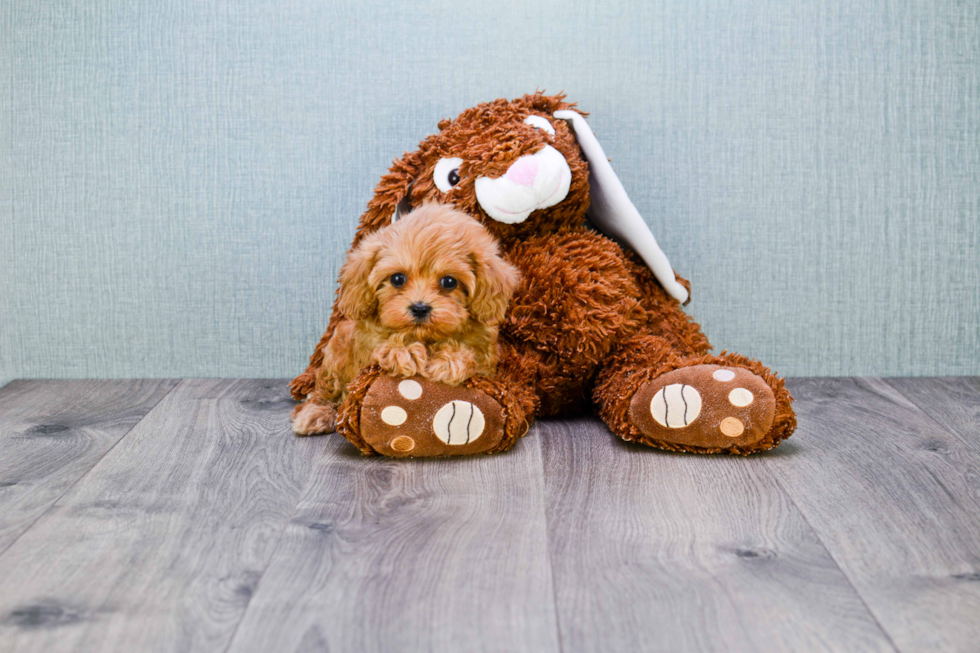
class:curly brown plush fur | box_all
[294,92,795,455]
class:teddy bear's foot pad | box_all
[360,376,507,457]
[629,364,775,450]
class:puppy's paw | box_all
[291,401,337,436]
[424,349,477,386]
[373,342,428,377]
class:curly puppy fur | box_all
[293,92,795,454]
[292,203,519,435]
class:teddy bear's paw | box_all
[358,376,508,457]
[629,364,776,451]
[291,401,337,436]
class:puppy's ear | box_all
[469,238,521,327]
[337,234,383,321]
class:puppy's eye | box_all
[524,115,556,136]
[440,276,458,290]
[434,157,464,192]
[390,273,406,288]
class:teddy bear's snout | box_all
[474,145,572,225]
[505,157,539,187]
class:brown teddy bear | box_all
[291,92,796,457]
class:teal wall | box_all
[2,0,978,386]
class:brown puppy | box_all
[292,203,520,435]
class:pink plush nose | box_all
[505,156,538,187]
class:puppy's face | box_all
[371,249,473,340]
[338,203,520,340]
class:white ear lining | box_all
[553,110,689,304]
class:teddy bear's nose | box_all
[409,302,432,320]
[504,156,539,187]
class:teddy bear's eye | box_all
[390,273,406,288]
[440,276,458,290]
[524,115,555,136]
[434,157,464,192]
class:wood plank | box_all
[540,417,895,653]
[884,377,980,448]
[0,379,320,653]
[764,378,980,652]
[0,379,178,553]
[225,429,560,653]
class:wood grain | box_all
[885,377,980,449]
[225,430,560,653]
[0,379,319,653]
[1,378,978,652]
[764,378,980,652]
[0,379,178,553]
[539,417,895,653]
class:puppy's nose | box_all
[409,302,432,320]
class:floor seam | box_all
[537,427,566,653]
[220,417,327,653]
[0,378,185,561]
[762,456,903,653]
[880,377,980,453]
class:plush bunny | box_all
[292,93,796,457]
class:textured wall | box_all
[1,0,978,386]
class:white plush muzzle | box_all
[474,145,571,224]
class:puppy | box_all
[291,202,521,435]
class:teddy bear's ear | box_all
[355,150,425,242]
[554,110,689,304]
[391,182,413,224]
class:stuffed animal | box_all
[291,93,796,457]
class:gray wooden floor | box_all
[0,378,977,653]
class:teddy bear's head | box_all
[356,93,590,243]
[353,92,689,303]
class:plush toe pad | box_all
[360,375,506,457]
[629,364,775,449]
